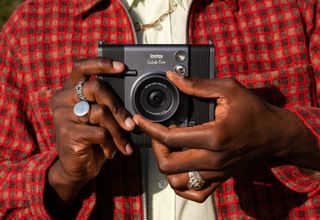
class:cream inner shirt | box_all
[119,0,215,219]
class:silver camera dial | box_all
[174,65,187,77]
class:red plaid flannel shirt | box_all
[0,0,319,219]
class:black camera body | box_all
[98,42,215,147]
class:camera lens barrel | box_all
[131,73,180,122]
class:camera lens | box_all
[131,73,180,122]
[148,90,165,108]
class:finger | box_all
[53,80,120,106]
[78,132,117,161]
[99,135,118,159]
[174,182,220,203]
[152,138,234,174]
[53,104,91,124]
[76,126,119,158]
[134,114,218,149]
[57,123,117,158]
[89,104,133,155]
[166,171,227,191]
[83,80,136,131]
[91,139,118,160]
[167,71,240,99]
[52,105,90,124]
[65,58,125,87]
[55,105,133,155]
[54,81,136,131]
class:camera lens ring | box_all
[131,72,180,122]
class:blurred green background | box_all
[0,0,23,29]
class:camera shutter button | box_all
[174,65,186,77]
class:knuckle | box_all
[99,112,128,146]
[87,79,101,92]
[157,159,171,174]
[96,57,111,70]
[208,125,227,149]
[111,104,127,118]
[209,135,222,149]
[86,80,104,99]
[95,105,107,118]
[97,129,109,141]
[59,124,71,138]
[71,143,86,155]
[96,58,105,69]
[111,105,130,122]
[167,176,182,190]
[210,154,226,170]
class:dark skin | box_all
[48,59,318,209]
[133,71,320,203]
[48,58,136,206]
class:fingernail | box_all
[132,115,139,126]
[112,61,124,70]
[167,71,184,79]
[125,117,136,129]
[125,143,133,154]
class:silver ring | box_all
[75,81,88,101]
[74,101,90,117]
[187,171,205,191]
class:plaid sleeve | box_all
[0,8,97,219]
[0,28,50,219]
[268,0,320,197]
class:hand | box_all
[48,58,136,205]
[134,71,317,202]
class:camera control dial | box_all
[174,65,187,77]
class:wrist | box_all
[45,160,93,219]
[48,159,88,204]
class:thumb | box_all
[166,71,225,99]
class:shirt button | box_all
[158,179,168,189]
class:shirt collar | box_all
[72,0,238,16]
